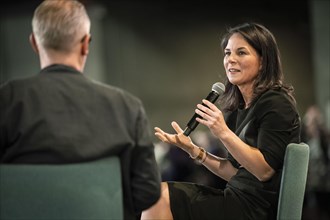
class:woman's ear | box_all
[259,57,263,71]
[29,33,39,54]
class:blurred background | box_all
[1,0,329,219]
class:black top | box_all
[0,64,161,220]
[225,89,301,219]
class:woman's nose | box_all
[227,54,237,63]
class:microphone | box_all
[183,82,225,136]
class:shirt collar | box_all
[40,64,82,75]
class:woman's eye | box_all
[224,51,230,56]
[238,51,246,55]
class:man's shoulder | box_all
[89,80,142,105]
[0,75,39,92]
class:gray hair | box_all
[32,0,91,52]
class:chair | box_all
[277,143,310,220]
[0,156,123,220]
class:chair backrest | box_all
[0,156,123,220]
[277,143,309,220]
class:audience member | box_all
[0,1,161,219]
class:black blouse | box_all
[224,89,301,220]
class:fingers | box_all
[155,133,166,142]
[201,99,217,111]
[196,99,221,116]
[154,127,168,142]
[171,121,183,134]
[195,109,210,122]
[154,123,194,153]
[154,122,184,144]
[195,99,224,128]
[154,126,178,144]
[196,104,214,120]
[154,127,164,133]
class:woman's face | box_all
[223,33,262,90]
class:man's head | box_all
[32,0,90,53]
[30,0,91,71]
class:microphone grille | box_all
[212,82,225,94]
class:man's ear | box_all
[81,34,91,56]
[29,33,39,54]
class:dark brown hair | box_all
[220,22,295,111]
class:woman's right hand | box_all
[154,121,197,155]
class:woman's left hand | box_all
[195,99,228,138]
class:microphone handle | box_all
[183,91,219,136]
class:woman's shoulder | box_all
[255,89,296,109]
[252,88,299,121]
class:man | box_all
[0,0,160,219]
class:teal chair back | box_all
[0,156,123,220]
[277,143,309,220]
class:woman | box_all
[141,22,301,220]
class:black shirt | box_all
[0,64,161,219]
[225,89,301,220]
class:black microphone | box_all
[183,82,225,136]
